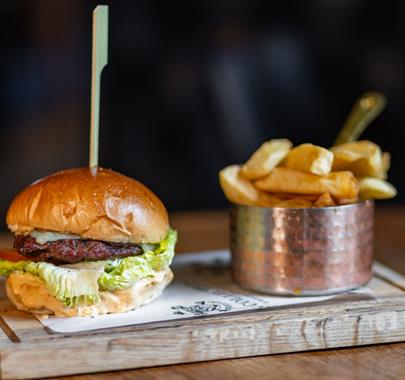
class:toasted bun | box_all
[6,268,173,317]
[6,167,169,243]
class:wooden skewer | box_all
[89,5,109,168]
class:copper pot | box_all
[230,201,374,295]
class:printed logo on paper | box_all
[171,300,232,316]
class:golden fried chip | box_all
[284,143,333,175]
[359,177,397,200]
[331,140,384,179]
[219,165,278,206]
[314,192,336,207]
[241,139,292,180]
[270,193,319,202]
[255,167,359,199]
[335,197,358,205]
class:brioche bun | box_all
[6,167,169,243]
[6,268,173,317]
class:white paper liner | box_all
[37,250,371,334]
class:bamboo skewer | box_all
[89,5,109,168]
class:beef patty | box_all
[14,235,143,264]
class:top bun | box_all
[6,167,169,243]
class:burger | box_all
[0,167,177,317]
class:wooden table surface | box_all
[2,206,405,380]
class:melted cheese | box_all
[29,230,80,244]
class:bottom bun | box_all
[6,268,173,317]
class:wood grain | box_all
[0,206,404,379]
[1,289,405,379]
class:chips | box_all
[331,140,385,179]
[334,197,358,206]
[219,165,278,207]
[255,168,359,199]
[241,139,292,180]
[271,193,319,202]
[314,192,336,207]
[219,138,396,208]
[359,177,397,200]
[284,143,333,175]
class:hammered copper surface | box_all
[230,201,374,295]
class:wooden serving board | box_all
[0,262,405,379]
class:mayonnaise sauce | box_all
[6,269,173,317]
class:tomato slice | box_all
[0,248,26,262]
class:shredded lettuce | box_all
[25,261,104,307]
[99,229,177,291]
[0,260,27,277]
[0,229,177,307]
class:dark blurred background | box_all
[1,0,404,228]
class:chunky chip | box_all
[358,177,397,200]
[335,197,359,205]
[284,143,333,176]
[314,192,336,207]
[241,139,292,180]
[219,165,279,206]
[255,167,359,199]
[219,138,395,208]
[271,193,319,202]
[331,140,385,179]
